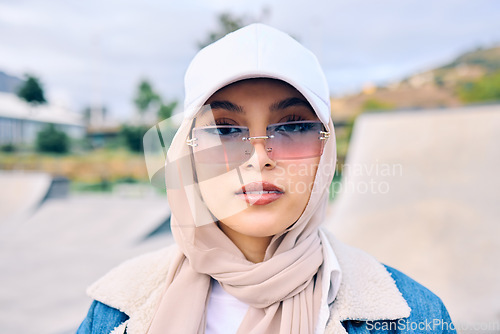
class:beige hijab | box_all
[145,113,336,333]
[145,24,337,334]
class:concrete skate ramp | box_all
[327,104,500,328]
[0,171,51,224]
[0,195,172,334]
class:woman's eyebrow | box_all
[201,97,313,115]
[270,97,314,114]
[207,100,244,113]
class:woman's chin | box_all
[218,210,296,239]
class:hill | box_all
[440,45,500,73]
[332,44,500,122]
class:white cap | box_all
[183,23,331,126]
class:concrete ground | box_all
[327,103,500,330]
[0,190,172,334]
[0,171,52,225]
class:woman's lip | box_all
[236,181,284,195]
[235,181,284,205]
[236,192,283,205]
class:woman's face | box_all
[192,79,322,243]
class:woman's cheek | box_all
[197,168,249,222]
[278,160,318,196]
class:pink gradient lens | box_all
[266,121,325,160]
[190,121,327,164]
[191,125,253,164]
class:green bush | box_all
[120,125,149,153]
[36,124,69,154]
[362,98,394,112]
[0,144,16,152]
[458,70,500,102]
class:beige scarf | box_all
[146,114,337,333]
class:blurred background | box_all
[1,0,499,333]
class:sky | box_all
[1,0,499,121]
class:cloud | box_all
[1,0,499,118]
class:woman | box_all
[77,24,455,334]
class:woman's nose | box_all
[244,139,276,170]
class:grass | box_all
[0,148,150,184]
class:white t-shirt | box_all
[205,229,342,334]
[205,278,249,334]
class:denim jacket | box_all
[77,229,456,333]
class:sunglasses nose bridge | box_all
[244,135,274,160]
[243,139,275,170]
[245,135,274,149]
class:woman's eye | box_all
[204,126,242,136]
[217,126,241,136]
[275,122,313,133]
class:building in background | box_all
[0,92,85,146]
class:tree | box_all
[17,74,47,104]
[198,13,247,49]
[158,101,178,121]
[36,124,69,153]
[133,80,160,122]
[197,9,271,49]
[133,78,179,124]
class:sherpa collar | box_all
[86,229,411,334]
